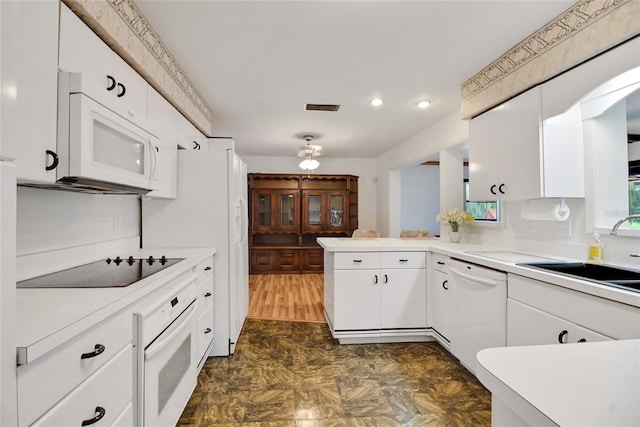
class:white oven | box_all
[134,274,198,426]
[55,71,160,194]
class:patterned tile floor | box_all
[178,320,491,426]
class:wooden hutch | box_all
[248,173,358,274]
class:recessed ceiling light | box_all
[416,100,431,109]
[370,98,383,107]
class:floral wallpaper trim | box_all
[105,0,212,122]
[462,0,624,100]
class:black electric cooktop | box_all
[17,256,184,289]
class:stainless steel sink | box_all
[519,262,640,293]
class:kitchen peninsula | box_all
[319,236,640,425]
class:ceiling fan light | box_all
[299,157,320,171]
[370,98,383,107]
[416,100,431,109]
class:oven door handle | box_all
[145,303,196,361]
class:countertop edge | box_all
[16,248,215,365]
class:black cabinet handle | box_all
[204,328,212,334]
[45,150,58,171]
[399,259,408,263]
[578,338,587,343]
[106,75,116,91]
[353,259,362,263]
[204,266,212,271]
[81,344,105,360]
[374,274,378,284]
[442,280,448,290]
[193,141,201,150]
[498,183,505,194]
[204,292,212,297]
[81,406,106,426]
[437,261,445,265]
[116,83,126,97]
[490,184,497,195]
[384,274,388,283]
[558,330,568,344]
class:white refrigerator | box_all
[142,138,248,356]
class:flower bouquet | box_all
[436,208,475,233]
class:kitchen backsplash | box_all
[16,187,139,256]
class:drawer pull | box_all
[81,406,106,426]
[204,292,212,298]
[384,274,389,284]
[80,344,105,360]
[399,259,408,263]
[204,266,212,271]
[374,274,378,284]
[204,328,212,334]
[442,280,448,290]
[353,259,362,263]
[578,338,587,343]
[558,330,568,344]
[437,261,445,265]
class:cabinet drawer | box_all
[195,256,214,283]
[197,275,214,317]
[334,252,380,270]
[197,301,214,367]
[31,344,133,427]
[430,253,450,273]
[111,401,133,427]
[381,252,425,269]
[509,274,640,339]
[18,310,132,426]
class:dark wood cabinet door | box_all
[252,191,276,232]
[277,191,300,232]
[302,248,324,272]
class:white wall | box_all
[400,164,440,235]
[376,111,468,236]
[16,187,140,256]
[242,156,377,230]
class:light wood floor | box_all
[247,273,326,323]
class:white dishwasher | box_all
[447,258,507,374]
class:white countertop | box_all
[317,237,640,308]
[16,248,215,365]
[476,339,640,426]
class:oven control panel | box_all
[135,274,198,348]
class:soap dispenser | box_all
[587,231,605,264]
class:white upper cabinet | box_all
[59,4,147,122]
[146,87,178,199]
[469,87,544,201]
[15,1,59,184]
[178,114,207,150]
[469,85,585,201]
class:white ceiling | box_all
[134,0,574,159]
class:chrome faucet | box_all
[610,214,640,235]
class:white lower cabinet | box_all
[429,254,452,344]
[31,344,132,427]
[195,256,215,370]
[17,309,132,426]
[505,273,638,346]
[507,299,612,346]
[328,251,427,341]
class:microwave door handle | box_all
[149,142,159,184]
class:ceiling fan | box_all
[297,135,322,171]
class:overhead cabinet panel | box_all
[469,86,584,201]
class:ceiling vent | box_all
[305,103,340,112]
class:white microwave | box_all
[53,72,160,194]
